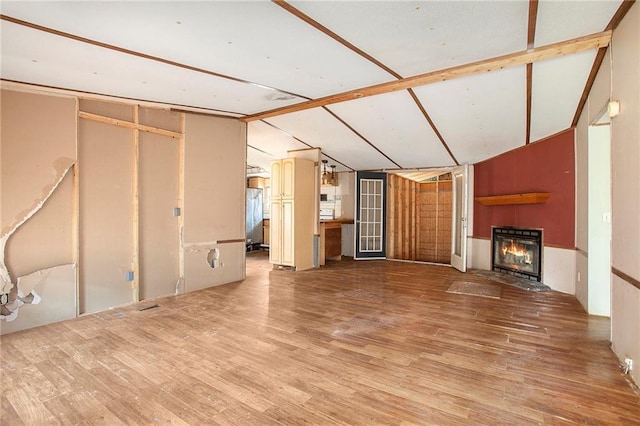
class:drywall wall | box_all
[183,113,246,291]
[609,2,640,385]
[587,125,611,316]
[184,242,245,293]
[574,47,611,314]
[473,129,575,248]
[575,2,640,384]
[78,119,135,314]
[575,112,589,310]
[139,131,180,300]
[1,89,77,331]
[0,264,76,334]
[2,89,250,333]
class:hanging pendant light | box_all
[321,159,329,185]
[329,165,337,186]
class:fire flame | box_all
[501,240,532,264]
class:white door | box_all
[355,172,387,259]
[451,164,469,272]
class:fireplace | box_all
[492,227,543,282]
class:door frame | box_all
[355,171,387,259]
[451,164,469,272]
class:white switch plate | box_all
[603,212,611,223]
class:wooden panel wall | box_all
[387,174,417,260]
[388,174,452,264]
[417,182,437,261]
[436,180,452,263]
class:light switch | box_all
[603,212,611,223]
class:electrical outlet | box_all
[624,358,633,374]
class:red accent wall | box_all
[473,129,575,248]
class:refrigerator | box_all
[246,188,264,247]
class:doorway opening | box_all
[387,170,453,264]
[585,106,612,316]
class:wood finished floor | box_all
[2,252,639,425]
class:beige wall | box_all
[78,119,135,313]
[575,3,640,384]
[1,88,247,333]
[183,113,246,292]
[575,47,612,312]
[1,90,77,333]
[610,2,640,385]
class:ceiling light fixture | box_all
[321,160,329,185]
[329,165,337,186]
[608,100,620,118]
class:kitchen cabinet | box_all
[270,158,315,271]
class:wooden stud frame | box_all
[132,106,140,302]
[76,105,187,308]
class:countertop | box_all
[320,218,354,224]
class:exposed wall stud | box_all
[132,105,140,302]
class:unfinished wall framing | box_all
[387,173,452,264]
[1,88,246,334]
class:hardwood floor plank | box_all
[1,252,639,425]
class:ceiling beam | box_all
[525,0,538,144]
[527,0,539,49]
[242,31,612,122]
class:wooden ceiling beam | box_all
[242,31,612,122]
[525,0,538,144]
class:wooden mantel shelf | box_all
[475,192,550,206]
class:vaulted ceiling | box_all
[1,1,630,175]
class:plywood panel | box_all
[79,120,134,314]
[416,179,452,264]
[139,132,180,300]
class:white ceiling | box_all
[0,1,622,174]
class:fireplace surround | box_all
[492,227,543,282]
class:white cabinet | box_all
[270,158,315,271]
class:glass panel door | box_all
[355,172,386,259]
[451,164,469,272]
